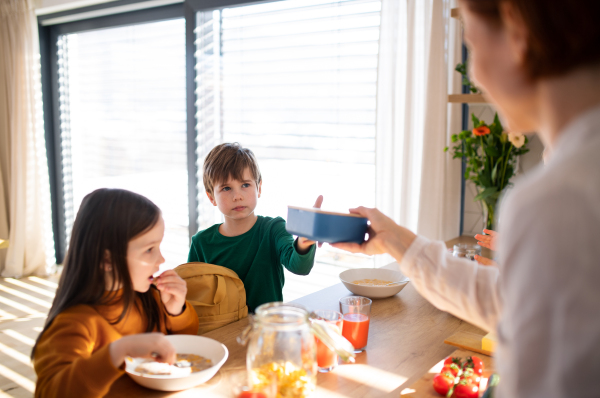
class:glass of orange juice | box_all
[339,296,372,353]
[313,310,343,372]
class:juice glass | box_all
[339,296,372,353]
[313,310,343,372]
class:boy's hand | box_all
[154,270,187,316]
[296,195,324,253]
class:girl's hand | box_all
[475,229,498,251]
[297,195,324,253]
[332,207,417,261]
[109,333,175,368]
[154,270,187,316]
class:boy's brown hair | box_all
[203,143,262,195]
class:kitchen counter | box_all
[105,262,486,397]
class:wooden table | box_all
[106,265,485,398]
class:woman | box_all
[334,1,600,397]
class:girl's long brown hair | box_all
[32,188,164,359]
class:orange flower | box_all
[473,126,490,136]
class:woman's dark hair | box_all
[460,0,600,80]
[32,188,164,359]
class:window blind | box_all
[57,19,189,268]
[195,0,381,232]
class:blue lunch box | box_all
[286,206,368,244]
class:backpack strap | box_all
[185,274,226,307]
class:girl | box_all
[32,188,199,398]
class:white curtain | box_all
[0,0,55,277]
[375,0,463,256]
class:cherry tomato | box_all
[237,392,267,398]
[460,367,481,385]
[432,372,455,396]
[453,379,479,398]
[462,356,484,375]
[441,363,461,377]
[444,356,463,367]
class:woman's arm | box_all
[397,235,500,332]
[333,207,501,332]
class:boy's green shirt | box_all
[187,216,316,313]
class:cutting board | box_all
[400,349,495,397]
[443,331,493,356]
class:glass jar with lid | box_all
[246,303,316,398]
[241,302,355,398]
[452,243,482,261]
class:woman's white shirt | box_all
[398,105,600,398]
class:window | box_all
[43,0,382,298]
[56,18,188,269]
[195,0,381,300]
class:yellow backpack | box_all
[174,262,248,335]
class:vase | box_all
[482,197,498,230]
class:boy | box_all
[188,143,322,312]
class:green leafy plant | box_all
[445,113,529,229]
[455,60,480,94]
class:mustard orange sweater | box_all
[33,290,199,398]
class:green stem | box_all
[486,201,495,230]
[480,136,486,173]
[500,145,513,191]
[488,139,493,172]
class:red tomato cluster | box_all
[432,356,484,398]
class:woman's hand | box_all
[154,270,187,316]
[297,195,324,253]
[475,229,498,251]
[109,333,175,368]
[474,254,498,266]
[331,207,417,261]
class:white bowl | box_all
[339,268,409,299]
[125,335,228,391]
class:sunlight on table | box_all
[334,364,408,393]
